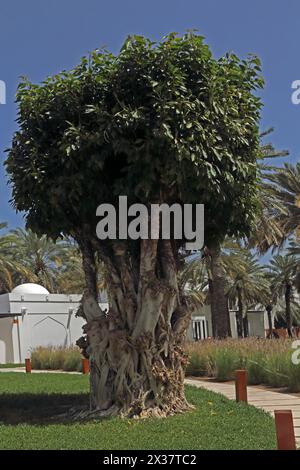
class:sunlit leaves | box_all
[6,32,262,246]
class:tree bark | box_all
[266,305,273,338]
[236,287,244,338]
[77,238,191,419]
[243,314,249,338]
[285,283,293,338]
[208,243,232,338]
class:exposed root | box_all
[126,400,193,419]
[55,397,193,423]
[59,404,120,422]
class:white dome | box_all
[11,283,50,295]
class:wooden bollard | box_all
[235,369,248,403]
[25,358,32,374]
[275,410,296,450]
[82,358,90,374]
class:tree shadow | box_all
[0,393,89,424]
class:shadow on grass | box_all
[0,393,89,424]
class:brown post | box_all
[235,369,248,403]
[82,358,90,374]
[275,410,296,450]
[25,358,32,374]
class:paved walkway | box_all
[186,378,300,445]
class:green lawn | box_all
[0,372,276,450]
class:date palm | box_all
[9,228,66,292]
[180,253,208,310]
[56,242,107,294]
[206,131,288,337]
[226,251,269,337]
[0,222,16,292]
[55,245,85,294]
[266,163,300,238]
[248,129,289,254]
[267,254,298,337]
[0,223,35,292]
[181,238,246,332]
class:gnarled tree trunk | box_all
[76,237,191,419]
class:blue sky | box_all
[1,0,300,228]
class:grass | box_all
[0,372,276,450]
[186,338,300,392]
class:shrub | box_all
[31,346,51,369]
[31,346,82,371]
[285,360,300,392]
[63,349,82,372]
[186,351,208,377]
[185,338,300,392]
[246,353,266,385]
[213,348,240,381]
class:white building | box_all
[0,282,272,363]
[187,305,267,341]
[0,283,108,364]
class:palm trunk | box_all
[285,283,293,338]
[77,238,191,418]
[266,305,273,338]
[236,287,244,338]
[0,279,9,295]
[243,314,249,338]
[208,243,231,338]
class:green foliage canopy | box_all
[6,33,263,245]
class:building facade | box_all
[186,305,267,341]
[0,283,108,364]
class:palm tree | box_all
[181,238,249,336]
[0,223,48,293]
[255,162,300,260]
[248,129,289,254]
[266,163,300,237]
[180,253,208,310]
[1,224,110,296]
[205,131,288,338]
[8,228,67,292]
[273,298,300,329]
[0,222,16,293]
[55,245,86,293]
[267,254,298,337]
[56,239,108,295]
[226,250,269,337]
